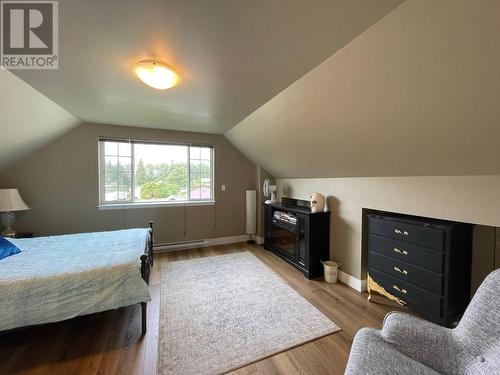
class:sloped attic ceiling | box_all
[225,0,500,178]
[11,0,403,134]
[0,69,80,171]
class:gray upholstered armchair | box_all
[345,269,500,375]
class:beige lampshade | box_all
[0,189,30,212]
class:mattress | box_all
[0,228,151,331]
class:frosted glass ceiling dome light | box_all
[134,60,180,90]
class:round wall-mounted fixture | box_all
[134,60,180,90]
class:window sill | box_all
[97,200,216,210]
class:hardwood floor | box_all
[0,243,405,375]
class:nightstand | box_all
[2,232,34,239]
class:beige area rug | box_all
[158,252,340,375]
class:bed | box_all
[0,222,153,333]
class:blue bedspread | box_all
[0,228,151,331]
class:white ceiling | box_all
[226,0,500,177]
[12,0,403,134]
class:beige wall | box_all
[277,175,500,280]
[0,123,256,244]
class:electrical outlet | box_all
[221,185,226,191]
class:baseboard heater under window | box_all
[154,239,210,252]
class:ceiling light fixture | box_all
[134,60,180,90]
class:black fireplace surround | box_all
[264,197,330,279]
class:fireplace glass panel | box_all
[269,225,295,258]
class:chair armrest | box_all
[381,312,471,374]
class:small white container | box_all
[322,261,339,283]
[310,193,326,213]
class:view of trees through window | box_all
[100,140,213,204]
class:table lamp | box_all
[0,189,30,237]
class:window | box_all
[98,138,214,206]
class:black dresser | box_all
[367,213,473,327]
[264,198,330,279]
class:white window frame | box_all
[97,138,215,209]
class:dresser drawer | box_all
[368,234,444,273]
[368,216,444,250]
[369,269,442,317]
[369,252,443,295]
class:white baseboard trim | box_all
[154,240,208,252]
[338,270,367,292]
[154,234,250,252]
[252,235,264,245]
[209,234,250,246]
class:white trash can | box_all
[322,261,339,283]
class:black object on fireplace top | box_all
[272,197,331,214]
[281,197,310,210]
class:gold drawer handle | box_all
[393,285,408,294]
[394,228,409,236]
[393,247,409,256]
[394,266,408,275]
